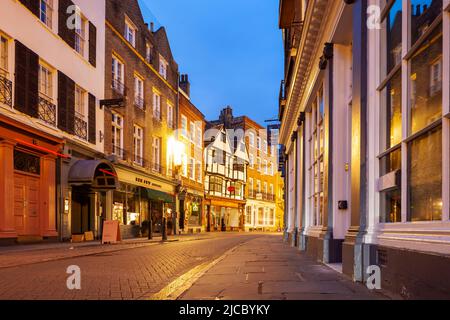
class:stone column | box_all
[0,140,17,239]
[343,0,368,282]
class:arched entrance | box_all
[68,160,118,238]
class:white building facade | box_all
[0,0,113,243]
[279,0,450,298]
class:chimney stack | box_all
[150,22,154,32]
[180,74,191,97]
[219,106,234,128]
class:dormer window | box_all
[125,17,137,47]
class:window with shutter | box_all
[88,22,97,67]
[14,41,38,118]
[57,71,75,134]
[58,0,76,49]
[19,0,39,18]
[88,93,96,144]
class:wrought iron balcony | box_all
[0,73,12,107]
[38,96,56,126]
[112,145,126,160]
[134,95,145,109]
[133,154,145,167]
[112,78,126,96]
[74,116,88,141]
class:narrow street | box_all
[0,234,387,300]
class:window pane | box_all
[409,126,442,221]
[386,0,403,73]
[381,70,402,149]
[410,24,442,134]
[410,0,442,46]
[380,149,402,223]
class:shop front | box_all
[67,159,118,241]
[179,188,204,233]
[0,114,64,244]
[208,198,246,232]
[113,167,176,238]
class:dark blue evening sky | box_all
[139,0,284,125]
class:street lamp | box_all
[167,137,185,240]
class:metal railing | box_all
[112,78,125,95]
[112,145,126,160]
[134,95,144,109]
[0,73,12,107]
[133,154,145,167]
[38,96,56,126]
[74,116,88,140]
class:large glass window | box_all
[308,88,325,226]
[379,0,444,223]
[410,25,442,134]
[409,126,442,221]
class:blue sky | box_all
[139,0,284,125]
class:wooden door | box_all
[14,174,40,236]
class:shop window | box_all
[409,126,442,221]
[380,148,402,223]
[380,70,402,149]
[410,0,442,47]
[258,208,264,225]
[410,25,442,134]
[308,90,325,226]
[14,150,40,175]
[385,0,403,74]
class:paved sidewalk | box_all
[0,233,217,269]
[179,235,390,300]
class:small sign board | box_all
[101,220,122,244]
[84,231,95,242]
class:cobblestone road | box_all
[0,234,259,300]
[0,234,390,300]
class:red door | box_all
[14,174,40,236]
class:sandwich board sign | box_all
[102,220,121,244]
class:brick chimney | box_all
[219,106,234,128]
[180,74,190,97]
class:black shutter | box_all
[58,0,76,49]
[88,22,97,67]
[88,93,96,144]
[19,0,39,18]
[58,71,75,134]
[14,41,39,118]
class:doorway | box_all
[71,186,95,235]
[14,174,40,236]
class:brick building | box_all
[103,0,179,238]
[177,78,206,233]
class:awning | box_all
[146,189,175,203]
[68,160,118,189]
